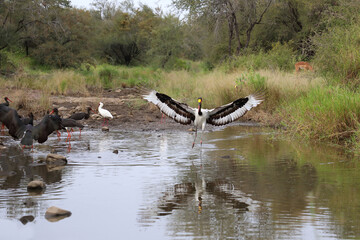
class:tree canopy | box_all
[0,0,359,72]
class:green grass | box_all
[279,86,360,146]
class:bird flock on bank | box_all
[0,89,264,151]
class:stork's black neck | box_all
[198,103,202,116]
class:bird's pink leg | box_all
[65,129,71,142]
[67,143,71,153]
[1,124,4,135]
[160,113,164,124]
[192,128,198,148]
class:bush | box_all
[31,41,89,68]
[220,42,296,72]
[98,67,119,89]
[312,19,360,86]
[0,51,17,76]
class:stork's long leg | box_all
[192,127,198,148]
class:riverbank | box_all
[0,87,264,133]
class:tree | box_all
[173,0,273,57]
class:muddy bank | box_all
[0,87,264,132]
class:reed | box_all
[279,86,360,145]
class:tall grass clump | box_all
[98,65,119,89]
[312,14,360,86]
[39,70,89,95]
[94,64,161,89]
[279,86,360,146]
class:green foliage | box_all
[280,86,360,144]
[0,51,17,76]
[266,42,297,71]
[199,61,214,72]
[235,71,267,91]
[98,66,119,89]
[312,10,360,85]
[220,42,296,72]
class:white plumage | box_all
[98,102,113,126]
[143,90,264,148]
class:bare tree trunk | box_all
[227,14,234,56]
[244,0,273,49]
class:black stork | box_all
[21,112,34,126]
[50,108,84,141]
[0,97,12,131]
[32,114,65,144]
[143,90,264,148]
[68,107,95,120]
[0,97,12,106]
[0,104,26,139]
[21,114,65,150]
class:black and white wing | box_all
[207,93,264,126]
[143,90,196,125]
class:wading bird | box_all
[143,90,264,148]
[0,97,12,107]
[20,114,65,150]
[21,112,34,126]
[0,97,12,131]
[98,102,113,126]
[0,104,26,139]
[50,108,84,141]
[68,107,95,120]
[32,114,65,144]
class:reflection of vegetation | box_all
[208,126,360,239]
[0,146,65,220]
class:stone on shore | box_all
[45,206,72,222]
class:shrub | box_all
[279,86,360,144]
[98,67,119,89]
[312,21,360,86]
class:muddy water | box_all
[0,123,360,239]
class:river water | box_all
[0,123,359,240]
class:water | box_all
[0,123,359,240]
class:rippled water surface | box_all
[1,123,360,240]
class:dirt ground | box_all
[0,87,266,132]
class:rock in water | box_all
[102,126,109,132]
[19,215,35,225]
[45,206,72,222]
[27,180,46,190]
[46,153,67,166]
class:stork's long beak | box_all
[49,110,54,115]
[7,98,12,102]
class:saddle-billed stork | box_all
[143,90,264,148]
